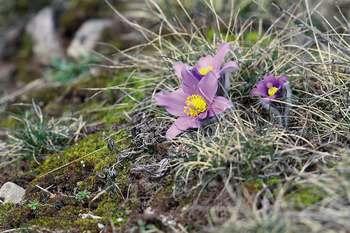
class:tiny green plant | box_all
[47,56,99,84]
[74,190,91,203]
[27,200,40,211]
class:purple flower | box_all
[251,74,288,103]
[155,69,233,140]
[173,43,239,81]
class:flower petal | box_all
[220,61,239,75]
[208,96,233,117]
[173,62,188,80]
[213,43,231,69]
[166,116,201,139]
[196,55,214,70]
[198,72,218,103]
[155,89,187,116]
[251,79,269,97]
[181,68,199,95]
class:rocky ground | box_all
[1,1,350,233]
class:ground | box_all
[1,1,350,233]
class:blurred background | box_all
[0,0,346,98]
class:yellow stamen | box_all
[184,95,207,117]
[198,66,213,76]
[268,86,279,96]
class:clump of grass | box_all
[8,101,84,161]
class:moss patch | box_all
[286,185,326,209]
[0,115,18,129]
[0,203,15,228]
[35,130,130,177]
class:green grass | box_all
[8,102,83,161]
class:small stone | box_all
[26,7,64,65]
[67,19,112,59]
[0,182,25,204]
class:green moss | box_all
[28,206,98,231]
[205,28,236,43]
[36,130,129,176]
[95,197,128,227]
[244,31,260,44]
[0,203,15,227]
[0,115,18,129]
[286,186,326,209]
[3,205,32,228]
[242,31,273,47]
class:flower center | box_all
[268,86,279,96]
[198,66,213,76]
[184,95,207,117]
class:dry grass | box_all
[105,0,350,232]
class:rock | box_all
[0,182,25,204]
[67,19,112,59]
[26,7,64,65]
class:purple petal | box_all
[208,96,233,117]
[196,55,214,70]
[166,116,201,139]
[220,61,239,75]
[251,82,268,97]
[213,43,231,69]
[198,72,218,103]
[155,89,187,116]
[277,76,288,88]
[181,68,199,95]
[173,62,188,80]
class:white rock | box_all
[67,19,112,59]
[0,182,25,204]
[97,223,105,229]
[26,7,64,64]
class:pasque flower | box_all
[155,69,232,139]
[251,74,288,103]
[173,43,239,81]
[251,74,291,127]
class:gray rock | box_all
[67,19,112,59]
[26,7,64,65]
[0,182,25,204]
